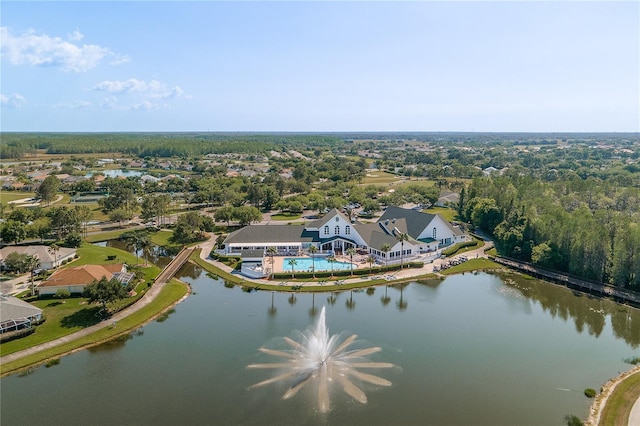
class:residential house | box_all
[0,295,43,334]
[0,245,77,270]
[38,264,133,296]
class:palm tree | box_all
[381,243,391,271]
[345,247,356,276]
[48,244,60,269]
[308,245,318,278]
[367,255,376,274]
[123,231,150,265]
[396,232,409,269]
[139,236,153,266]
[327,255,336,277]
[287,258,298,279]
[26,255,40,296]
[267,246,277,279]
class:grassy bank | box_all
[598,369,640,426]
[1,280,188,376]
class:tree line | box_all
[459,171,640,291]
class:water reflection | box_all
[496,272,640,348]
[94,239,172,269]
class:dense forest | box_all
[0,133,343,159]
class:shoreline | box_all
[586,364,640,426]
[0,279,190,377]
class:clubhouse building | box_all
[221,206,468,276]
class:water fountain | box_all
[248,306,395,412]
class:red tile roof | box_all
[40,264,124,287]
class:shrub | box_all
[583,388,596,398]
[54,288,71,299]
[45,358,61,368]
[564,414,583,426]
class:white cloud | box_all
[0,26,125,72]
[92,79,186,100]
[67,29,83,42]
[0,93,26,108]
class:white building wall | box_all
[417,215,457,246]
[319,216,366,246]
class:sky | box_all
[1,1,639,133]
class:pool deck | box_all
[270,255,363,275]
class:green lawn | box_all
[150,230,174,246]
[439,258,501,275]
[84,228,135,243]
[360,171,402,186]
[270,212,303,221]
[424,206,458,222]
[0,191,37,204]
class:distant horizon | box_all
[1,130,638,136]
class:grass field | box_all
[424,206,458,222]
[360,171,403,186]
[270,212,303,221]
[0,191,37,204]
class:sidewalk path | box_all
[630,394,640,426]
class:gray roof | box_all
[224,224,313,245]
[305,208,345,229]
[0,295,43,322]
[378,206,435,239]
[0,245,76,265]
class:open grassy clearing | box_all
[150,230,174,246]
[439,258,500,275]
[270,212,303,221]
[0,191,37,204]
[424,206,458,222]
[84,226,143,243]
[360,170,403,185]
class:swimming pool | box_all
[283,257,354,272]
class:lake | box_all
[1,266,638,425]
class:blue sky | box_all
[1,1,638,132]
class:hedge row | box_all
[441,240,479,256]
